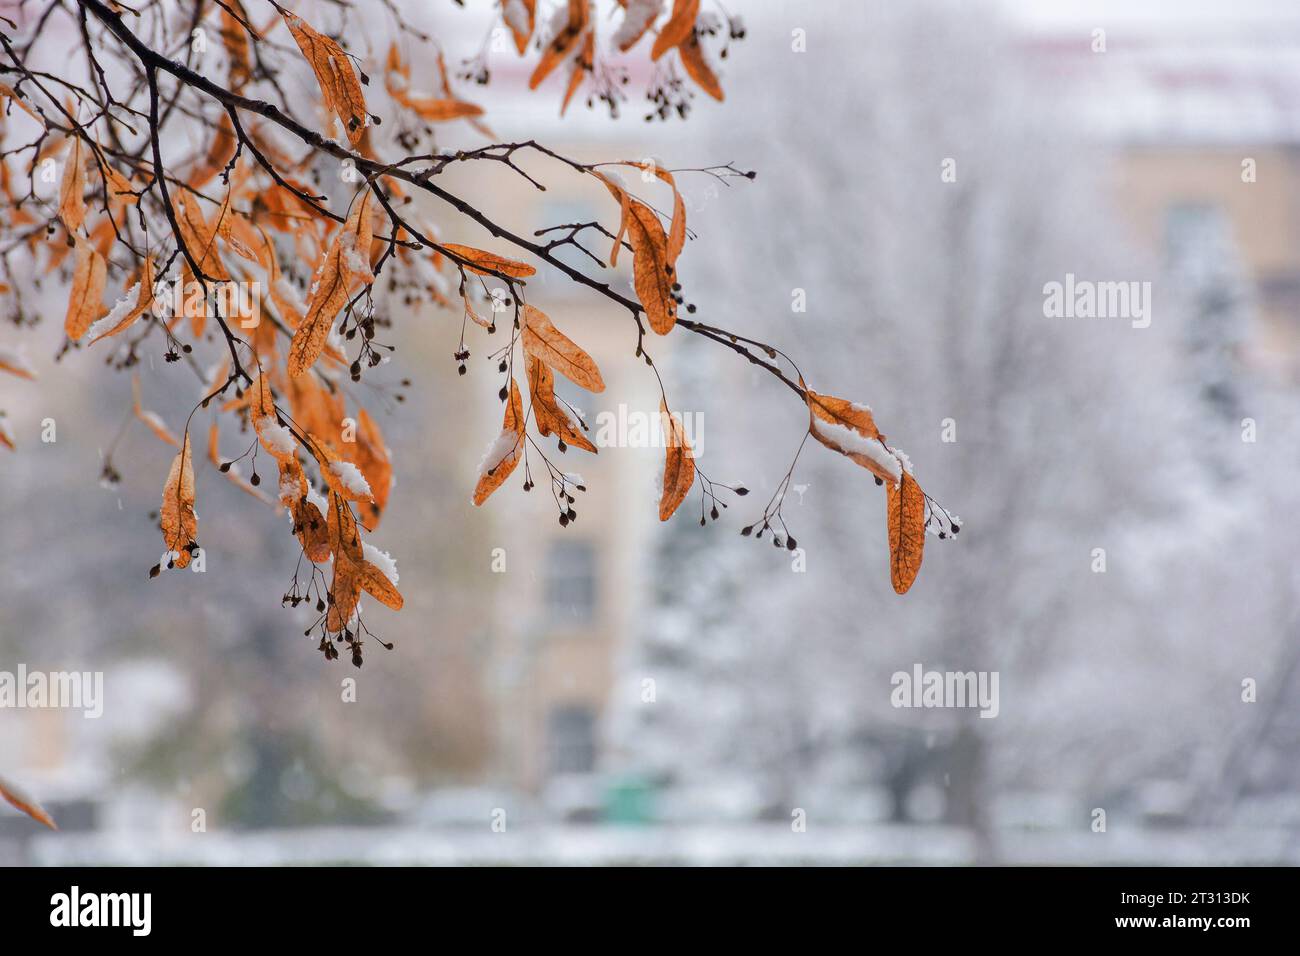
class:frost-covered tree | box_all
[610,0,1293,858]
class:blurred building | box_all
[1025,26,1300,381]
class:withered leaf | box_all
[442,243,536,278]
[521,304,605,392]
[886,471,926,595]
[58,136,86,234]
[86,258,155,344]
[526,354,597,453]
[160,432,198,569]
[805,387,899,486]
[288,189,374,378]
[626,202,676,334]
[357,559,403,610]
[658,399,696,520]
[651,0,701,61]
[346,407,392,530]
[0,775,57,830]
[64,238,107,341]
[560,30,594,116]
[472,378,524,506]
[679,32,724,101]
[283,11,369,146]
[529,0,589,89]
[505,0,536,54]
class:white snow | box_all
[476,429,521,479]
[254,415,296,456]
[85,282,141,342]
[810,418,903,482]
[278,470,301,506]
[503,0,531,37]
[612,0,663,50]
[274,278,307,318]
[304,483,329,518]
[339,231,372,279]
[328,460,372,498]
[362,542,399,584]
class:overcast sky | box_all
[999,0,1300,30]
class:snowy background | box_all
[3,0,1300,864]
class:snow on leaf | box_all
[0,775,57,830]
[472,378,524,506]
[651,0,700,61]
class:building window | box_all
[548,704,597,775]
[545,538,598,622]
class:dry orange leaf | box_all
[805,387,900,486]
[0,775,57,830]
[504,0,537,54]
[220,3,255,91]
[328,564,361,631]
[526,354,597,453]
[679,32,723,101]
[626,202,677,334]
[886,472,926,594]
[403,97,484,121]
[100,158,139,208]
[472,378,525,506]
[58,136,86,234]
[0,83,42,125]
[288,189,374,378]
[176,191,231,283]
[616,161,686,265]
[279,456,331,562]
[614,0,658,52]
[529,0,589,89]
[86,258,155,344]
[658,399,695,520]
[521,304,605,392]
[346,407,392,530]
[442,243,536,278]
[357,558,403,610]
[326,491,364,630]
[312,434,374,503]
[160,432,198,569]
[560,30,594,116]
[63,238,106,341]
[651,0,700,61]
[807,388,882,440]
[0,348,36,380]
[282,11,369,146]
[327,488,362,563]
